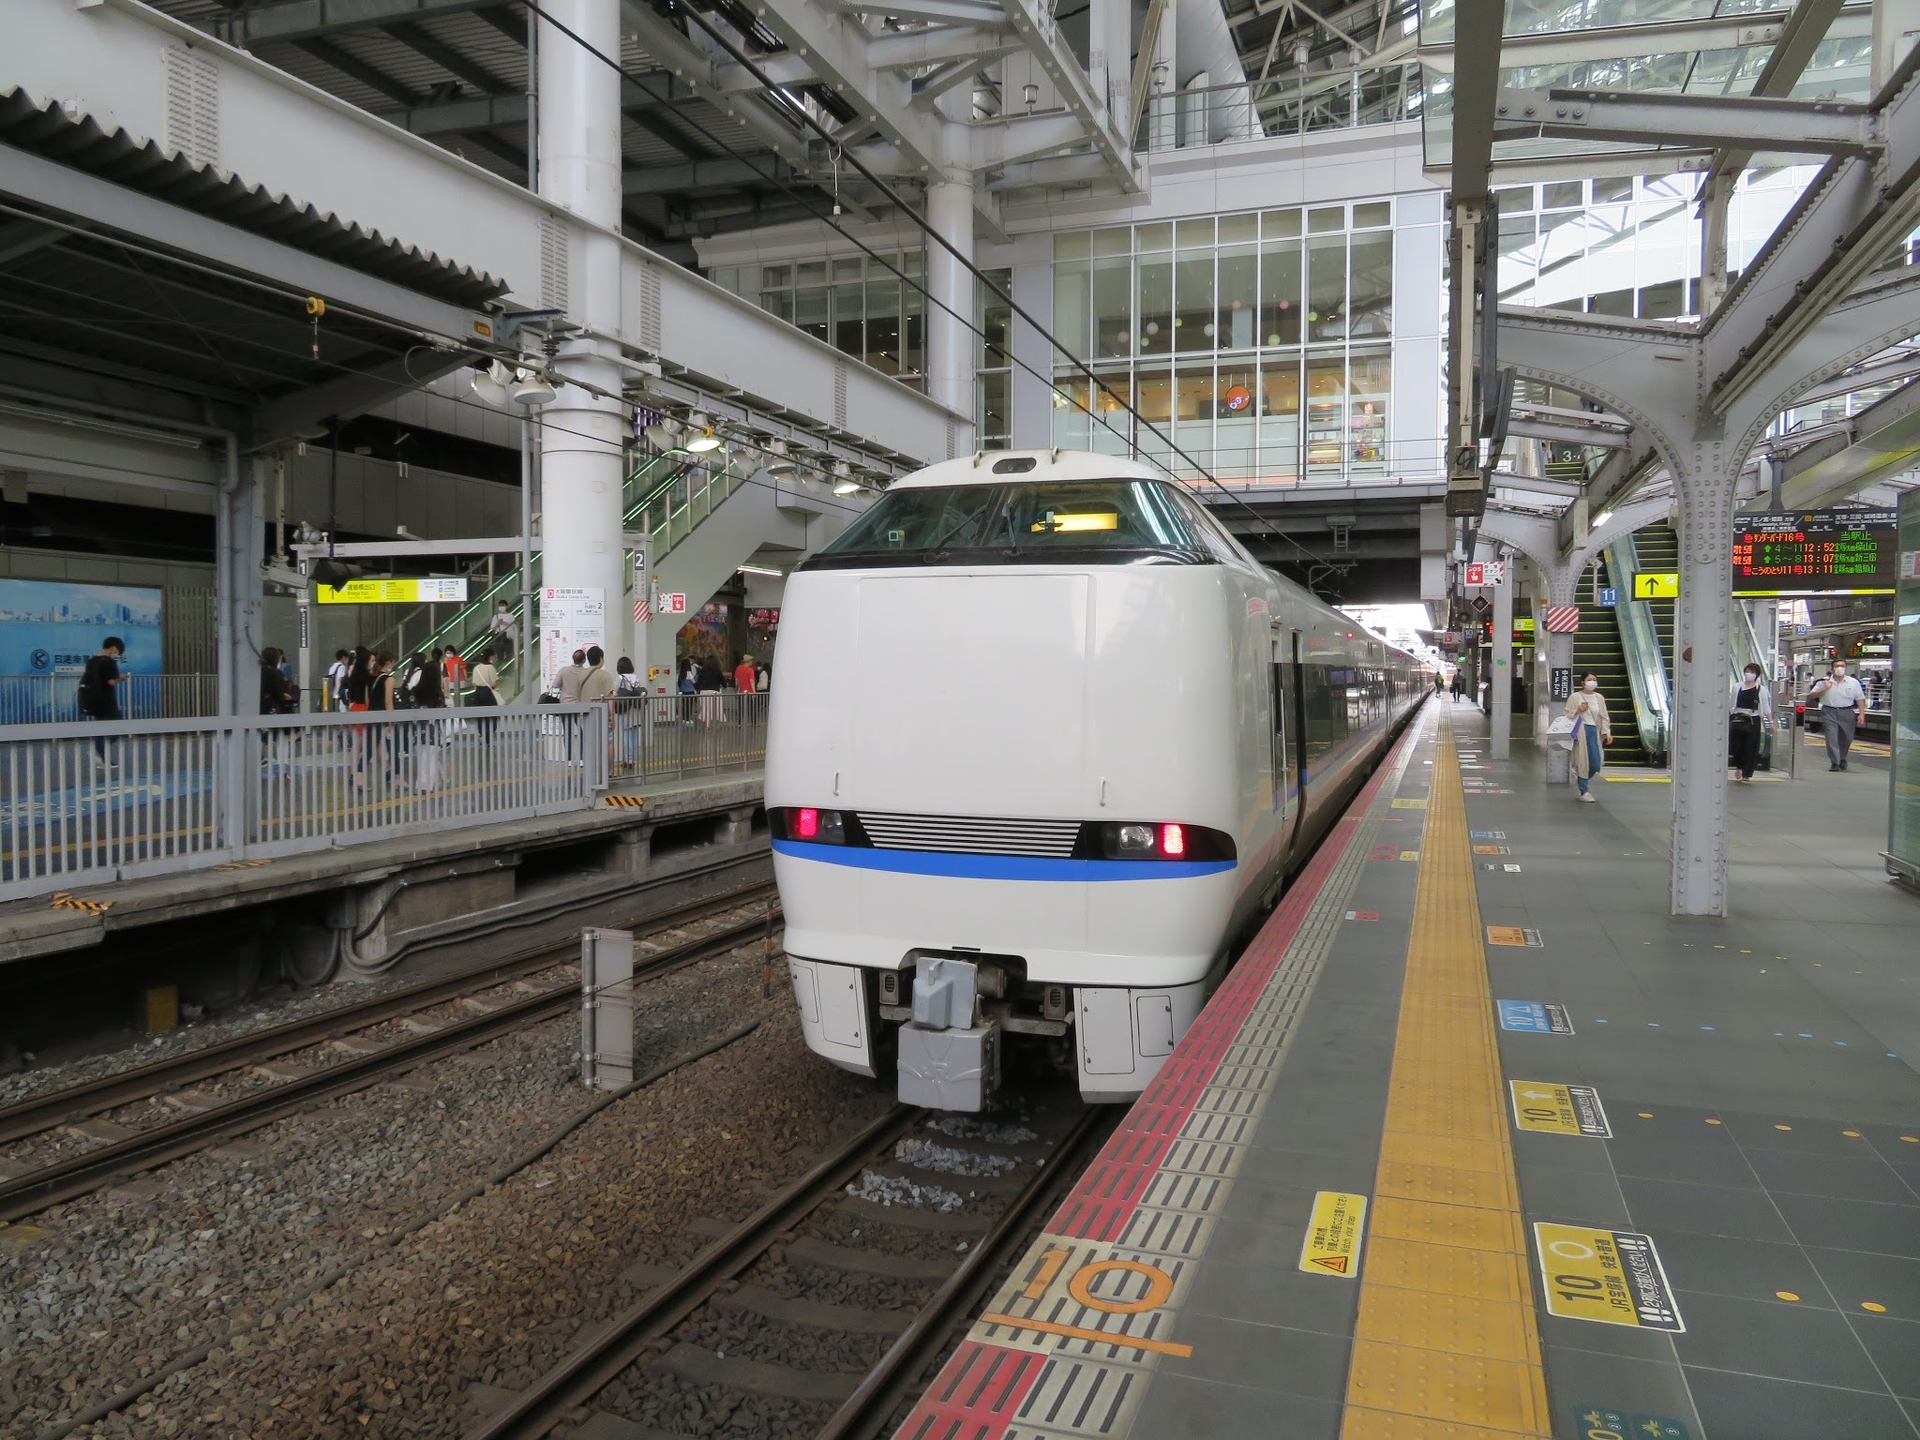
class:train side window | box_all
[1303,662,1344,766]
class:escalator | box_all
[1572,523,1680,767]
[1573,555,1648,766]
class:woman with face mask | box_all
[1729,663,1771,783]
[1565,673,1613,802]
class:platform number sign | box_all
[1597,586,1620,607]
[1551,667,1573,701]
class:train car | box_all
[766,450,1428,1111]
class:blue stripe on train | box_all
[770,840,1236,882]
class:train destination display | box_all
[1730,508,1898,595]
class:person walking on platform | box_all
[1809,660,1867,771]
[1450,669,1465,703]
[1729,663,1770,783]
[1566,672,1613,802]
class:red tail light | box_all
[795,807,819,839]
[1161,823,1185,856]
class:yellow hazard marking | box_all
[1301,1191,1368,1277]
[976,1311,1195,1357]
[1400,851,1420,861]
[48,891,112,915]
[1509,1082,1611,1138]
[602,794,648,808]
[1533,1223,1684,1331]
[1341,716,1551,1439]
[1487,926,1529,946]
[1604,774,1672,783]
[1391,798,1428,809]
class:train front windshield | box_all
[806,480,1213,568]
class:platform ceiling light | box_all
[685,413,723,452]
[1593,509,1613,526]
[738,563,785,577]
[511,368,556,406]
[470,361,514,407]
[833,478,864,495]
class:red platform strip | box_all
[893,1339,1049,1438]
[1050,729,1416,1244]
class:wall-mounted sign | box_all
[316,577,468,605]
[1465,561,1506,587]
[1732,508,1898,595]
[1597,586,1619,607]
[1632,572,1679,599]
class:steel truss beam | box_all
[1492,87,1880,157]
[1420,5,1870,73]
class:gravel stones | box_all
[891,1137,1020,1178]
[841,1170,967,1214]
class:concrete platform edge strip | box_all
[888,706,1432,1440]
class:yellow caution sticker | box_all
[1390,798,1428,809]
[1510,1081,1612,1137]
[1299,1191,1368,1277]
[1487,925,1544,947]
[1534,1223,1684,1331]
[1473,844,1511,855]
[1400,851,1420,861]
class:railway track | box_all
[469,1099,1112,1440]
[0,892,781,1223]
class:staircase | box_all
[1634,523,1679,704]
[1573,556,1649,767]
[354,448,749,695]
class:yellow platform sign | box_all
[1510,1081,1612,1137]
[1534,1223,1684,1331]
[316,577,469,605]
[1632,572,1679,599]
[1299,1190,1367,1277]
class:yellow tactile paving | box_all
[1339,716,1551,1439]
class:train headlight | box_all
[1095,821,1231,862]
[1116,824,1155,854]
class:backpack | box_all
[77,658,111,717]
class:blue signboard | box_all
[0,579,162,677]
[1498,1000,1575,1034]
[1597,587,1620,607]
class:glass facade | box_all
[1049,201,1394,486]
[712,252,925,383]
[978,269,1012,450]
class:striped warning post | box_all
[1542,606,1580,633]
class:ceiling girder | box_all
[1492,86,1880,158]
[615,0,815,165]
[1420,5,1870,74]
[291,36,421,106]
[381,18,510,94]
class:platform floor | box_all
[894,702,1920,1440]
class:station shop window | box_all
[1051,202,1395,484]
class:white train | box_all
[767,450,1428,1111]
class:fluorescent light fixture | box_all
[738,563,785,577]
[1592,509,1612,526]
[832,480,863,495]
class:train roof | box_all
[892,450,1166,489]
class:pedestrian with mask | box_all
[1808,659,1867,771]
[1729,662,1770,783]
[1565,672,1613,803]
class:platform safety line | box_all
[1339,715,1551,1440]
[888,705,1437,1440]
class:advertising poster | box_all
[540,586,604,692]
[0,579,162,676]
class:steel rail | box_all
[466,1104,921,1440]
[812,1106,1114,1440]
[0,913,780,1223]
[0,879,776,1148]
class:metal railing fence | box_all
[0,706,605,901]
[1132,65,1423,153]
[0,673,218,725]
[607,692,767,781]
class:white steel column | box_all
[1670,452,1740,916]
[538,0,629,675]
[926,171,976,439]
[1490,548,1513,759]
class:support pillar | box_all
[1088,0,1128,128]
[537,0,629,685]
[1147,3,1176,152]
[925,171,976,438]
[1670,451,1740,916]
[1490,548,1512,759]
[219,458,265,718]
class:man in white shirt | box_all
[326,650,350,711]
[554,649,588,702]
[1809,661,1867,771]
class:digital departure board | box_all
[1731,508,1899,595]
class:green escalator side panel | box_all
[1573,554,1650,766]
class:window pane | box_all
[1219,213,1258,243]
[763,265,791,287]
[1216,362,1257,481]
[794,286,829,344]
[833,258,863,283]
[1093,226,1131,256]
[1054,258,1091,362]
[1094,254,1132,359]
[1055,231,1091,259]
[1218,244,1257,351]
[1177,217,1215,249]
[1263,208,1302,238]
[1308,206,1344,233]
[1307,234,1346,341]
[1542,181,1582,209]
[1139,255,1173,355]
[1349,348,1389,475]
[1137,221,1173,251]
[1088,370,1133,455]
[796,261,827,285]
[1260,356,1300,481]
[834,282,863,357]
[1353,201,1391,228]
[1135,365,1173,425]
[979,371,1011,447]
[1260,239,1302,346]
[1349,231,1392,338]
[1173,360,1213,478]
[1175,251,1214,352]
[760,290,794,324]
[866,278,900,374]
[1305,352,1346,474]
[981,269,1011,368]
[903,284,923,377]
[1051,375,1092,449]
